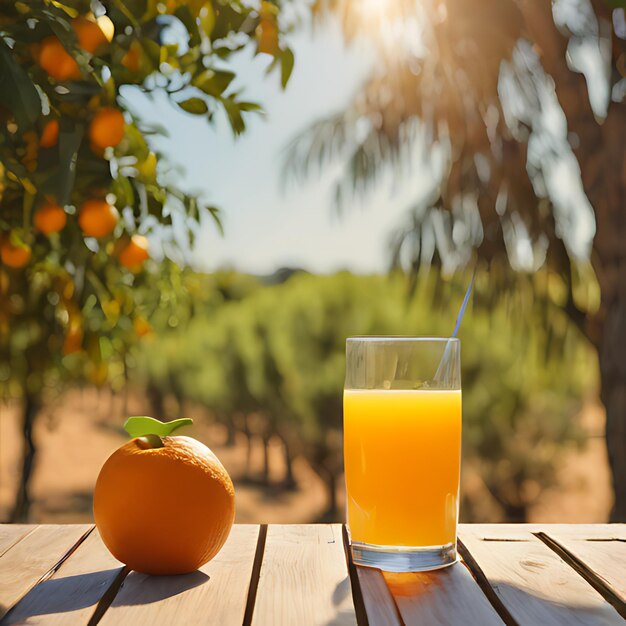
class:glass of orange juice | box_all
[344,337,461,572]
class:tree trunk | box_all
[310,461,339,520]
[243,415,253,480]
[261,433,271,486]
[281,437,296,489]
[599,294,626,521]
[483,481,529,523]
[225,420,236,447]
[147,381,165,418]
[524,3,626,520]
[107,385,115,417]
[10,391,41,522]
[585,106,626,522]
[501,503,528,524]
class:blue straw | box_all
[451,267,477,338]
[434,267,476,382]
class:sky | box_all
[123,19,419,275]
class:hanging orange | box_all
[38,36,80,81]
[122,42,141,73]
[119,234,149,270]
[40,119,59,148]
[256,18,279,55]
[73,16,113,53]
[62,323,83,355]
[34,203,66,235]
[89,108,125,151]
[94,418,235,575]
[78,199,119,238]
[1,240,31,269]
[133,316,153,337]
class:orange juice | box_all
[344,389,461,547]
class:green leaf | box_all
[222,98,245,135]
[205,205,224,235]
[49,1,79,17]
[199,2,215,36]
[280,47,294,89]
[141,38,162,67]
[177,97,209,114]
[56,120,84,205]
[112,175,135,207]
[0,41,41,128]
[175,5,201,47]
[193,69,235,97]
[239,101,263,112]
[210,2,247,40]
[124,416,194,438]
[606,0,626,7]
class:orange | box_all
[38,36,80,81]
[34,203,66,235]
[94,435,235,575]
[256,18,279,55]
[40,119,59,148]
[119,234,149,270]
[78,199,119,238]
[122,42,141,73]
[89,107,125,150]
[73,16,113,53]
[259,1,279,19]
[133,316,152,337]
[62,323,83,355]
[1,240,31,268]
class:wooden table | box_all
[0,524,624,625]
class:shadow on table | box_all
[114,569,210,605]
[332,577,351,606]
[320,576,358,626]
[4,569,123,623]
[4,568,209,624]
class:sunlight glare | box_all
[351,0,425,57]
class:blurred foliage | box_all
[0,0,293,402]
[288,0,621,347]
[289,0,626,521]
[137,270,594,520]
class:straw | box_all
[451,266,477,339]
[433,267,477,383]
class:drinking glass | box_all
[344,337,461,572]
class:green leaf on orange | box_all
[124,416,193,438]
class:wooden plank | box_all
[99,525,260,626]
[0,525,35,557]
[460,524,626,541]
[252,524,357,626]
[0,525,92,620]
[543,531,626,605]
[4,529,124,625]
[460,527,623,625]
[383,563,504,626]
[356,567,402,626]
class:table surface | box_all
[0,524,624,625]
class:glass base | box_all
[350,540,458,572]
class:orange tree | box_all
[0,0,294,521]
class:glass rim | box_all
[346,336,459,343]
